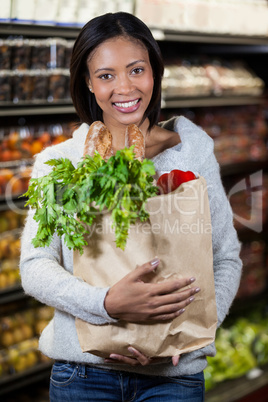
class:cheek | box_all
[93,85,111,104]
[144,75,154,97]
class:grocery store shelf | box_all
[150,28,268,45]
[0,285,28,304]
[0,95,264,117]
[0,22,79,38]
[206,365,268,402]
[0,361,52,396]
[161,95,264,109]
[1,22,268,45]
[220,160,268,177]
[0,103,76,117]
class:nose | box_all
[115,74,135,95]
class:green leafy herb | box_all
[23,146,158,254]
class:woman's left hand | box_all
[104,347,180,367]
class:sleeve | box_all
[200,151,243,328]
[19,151,117,325]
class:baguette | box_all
[83,121,112,159]
[125,124,145,161]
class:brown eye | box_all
[131,67,143,75]
[99,73,112,80]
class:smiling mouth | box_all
[113,99,140,108]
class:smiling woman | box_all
[19,11,242,402]
[85,37,154,147]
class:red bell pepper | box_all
[157,169,196,194]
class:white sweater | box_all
[20,116,242,377]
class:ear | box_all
[88,82,94,93]
[86,76,93,93]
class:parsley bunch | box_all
[24,146,158,254]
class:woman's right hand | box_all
[104,258,200,322]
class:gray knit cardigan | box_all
[20,116,242,377]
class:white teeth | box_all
[114,99,139,108]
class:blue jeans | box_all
[49,362,205,401]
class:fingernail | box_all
[178,308,185,314]
[109,354,118,359]
[150,257,160,266]
[190,277,196,283]
[195,287,201,293]
[128,347,136,354]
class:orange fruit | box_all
[30,140,43,155]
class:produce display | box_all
[237,240,267,299]
[0,229,21,290]
[0,306,53,377]
[0,166,32,198]
[0,123,74,163]
[0,210,25,234]
[193,105,268,165]
[204,309,268,391]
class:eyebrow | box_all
[94,59,147,75]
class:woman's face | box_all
[87,36,154,130]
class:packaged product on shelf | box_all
[204,60,265,97]
[47,69,70,102]
[64,40,75,69]
[117,0,135,14]
[30,39,51,69]
[31,38,67,69]
[11,0,36,23]
[48,38,67,69]
[162,62,212,98]
[33,0,59,25]
[31,70,49,101]
[0,71,12,102]
[76,0,100,25]
[10,69,71,103]
[162,58,265,100]
[11,39,32,70]
[55,0,79,26]
[0,0,11,23]
[12,70,34,103]
[135,0,268,37]
[0,40,12,70]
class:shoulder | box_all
[153,116,216,173]
[160,116,214,161]
[160,116,214,152]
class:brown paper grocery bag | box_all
[74,176,217,358]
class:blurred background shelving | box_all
[1,0,268,400]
